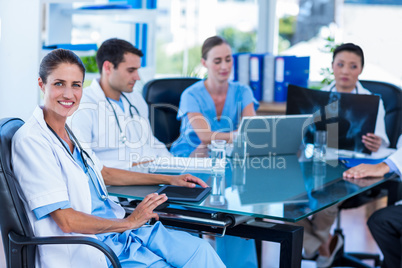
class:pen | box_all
[339,159,349,168]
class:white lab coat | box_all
[69,78,171,169]
[321,81,390,150]
[11,106,125,268]
[388,148,402,174]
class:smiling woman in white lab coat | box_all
[11,49,224,268]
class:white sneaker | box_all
[315,234,344,268]
[303,249,318,260]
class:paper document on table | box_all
[326,147,395,160]
[339,157,386,168]
[148,157,212,174]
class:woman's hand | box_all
[170,174,208,188]
[362,133,382,152]
[343,162,390,179]
[126,193,167,229]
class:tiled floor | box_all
[0,202,383,268]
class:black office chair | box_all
[0,118,122,268]
[332,80,402,267]
[361,80,402,148]
[142,77,201,148]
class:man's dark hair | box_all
[96,38,143,74]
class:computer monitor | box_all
[286,84,380,154]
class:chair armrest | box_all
[8,231,121,268]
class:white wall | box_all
[343,4,402,86]
[0,0,42,121]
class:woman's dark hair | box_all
[96,38,143,74]
[333,43,365,68]
[201,36,230,60]
[39,49,85,84]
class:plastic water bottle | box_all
[313,130,327,162]
[211,140,227,173]
[210,173,226,206]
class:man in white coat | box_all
[343,147,402,268]
[70,38,171,169]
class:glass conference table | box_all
[108,154,396,268]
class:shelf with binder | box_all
[41,0,92,3]
[257,101,286,115]
[43,1,157,80]
[232,52,310,104]
[273,56,310,102]
[61,5,157,24]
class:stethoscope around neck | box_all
[329,84,359,94]
[106,93,139,144]
[47,123,108,201]
[328,84,359,104]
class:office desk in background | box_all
[257,101,286,115]
[108,156,396,268]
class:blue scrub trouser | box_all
[99,221,225,268]
[216,236,258,268]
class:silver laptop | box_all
[227,114,314,157]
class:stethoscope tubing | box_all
[47,123,108,200]
[329,84,358,94]
[106,93,140,144]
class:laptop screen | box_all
[229,114,314,157]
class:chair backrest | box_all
[360,80,402,148]
[0,118,35,265]
[142,77,201,148]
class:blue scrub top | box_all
[170,80,259,156]
[107,97,125,112]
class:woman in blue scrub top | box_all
[11,48,225,268]
[170,35,259,157]
[170,36,259,268]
